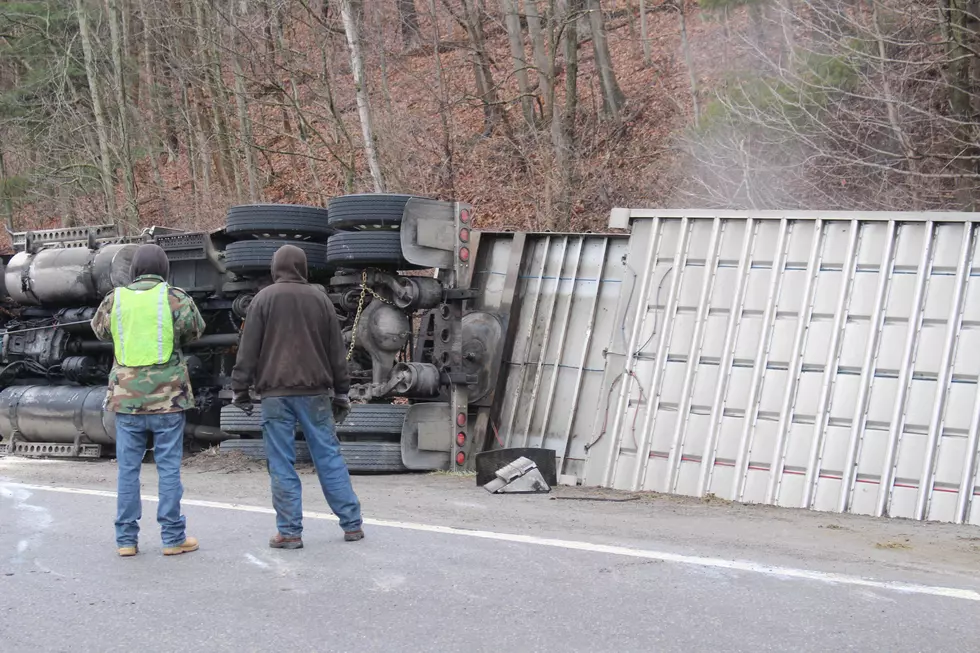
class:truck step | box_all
[0,441,102,459]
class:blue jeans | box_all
[261,395,362,535]
[114,411,187,548]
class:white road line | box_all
[5,482,980,603]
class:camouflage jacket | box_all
[91,275,206,414]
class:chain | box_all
[346,271,368,361]
[345,270,393,361]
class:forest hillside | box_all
[1,1,978,241]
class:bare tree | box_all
[682,0,980,212]
[398,0,422,51]
[339,0,386,192]
[584,0,625,120]
[524,0,553,122]
[229,0,260,202]
[677,0,699,128]
[74,0,118,223]
[501,0,536,125]
[461,0,508,136]
[108,0,139,225]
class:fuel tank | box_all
[0,385,115,445]
[5,244,138,306]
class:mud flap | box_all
[401,402,452,470]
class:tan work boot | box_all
[118,545,139,557]
[162,537,199,556]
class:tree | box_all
[108,0,139,225]
[339,0,386,192]
[501,0,535,126]
[74,0,118,224]
[584,0,625,120]
[683,0,980,211]
[398,0,422,51]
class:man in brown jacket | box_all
[231,244,363,549]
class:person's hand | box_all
[332,394,351,425]
[232,390,254,416]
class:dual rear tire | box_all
[225,195,425,272]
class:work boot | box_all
[162,537,200,556]
[269,533,304,549]
[344,529,365,542]
[117,544,139,557]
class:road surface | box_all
[2,474,979,652]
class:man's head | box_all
[271,244,308,283]
[130,243,170,280]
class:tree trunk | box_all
[230,0,260,202]
[640,0,651,66]
[339,0,386,192]
[525,0,553,123]
[428,0,456,195]
[108,0,139,228]
[462,0,506,136]
[584,0,624,120]
[194,0,238,195]
[0,143,14,230]
[678,0,699,128]
[945,0,980,210]
[398,0,422,51]
[74,0,118,223]
[551,0,581,228]
[501,0,535,126]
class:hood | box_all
[271,244,308,283]
[130,243,170,279]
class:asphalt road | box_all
[2,482,979,652]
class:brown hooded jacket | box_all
[230,245,350,398]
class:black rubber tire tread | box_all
[327,194,426,231]
[219,439,406,472]
[340,404,408,434]
[220,404,262,433]
[326,232,415,269]
[225,240,330,274]
[220,403,407,437]
[226,204,335,239]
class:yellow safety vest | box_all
[109,283,175,367]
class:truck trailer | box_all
[3,201,980,525]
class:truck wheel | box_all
[226,204,335,240]
[226,240,331,275]
[337,404,408,440]
[220,402,407,441]
[326,232,419,269]
[327,194,426,231]
[220,404,261,434]
[219,439,406,472]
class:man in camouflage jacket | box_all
[91,243,206,557]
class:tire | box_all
[326,232,418,269]
[219,439,406,472]
[327,194,426,231]
[226,204,335,240]
[339,404,408,438]
[225,240,331,275]
[220,403,406,440]
[220,404,261,434]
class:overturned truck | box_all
[0,196,487,472]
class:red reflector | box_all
[456,432,466,446]
[459,227,470,243]
[456,452,466,465]
[456,412,466,427]
[459,247,470,262]
[460,209,470,223]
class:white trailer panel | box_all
[574,211,980,523]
